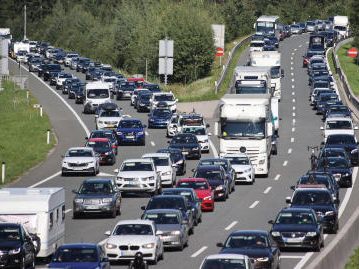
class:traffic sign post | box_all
[216,47,224,66]
[159,38,174,85]
[347,47,358,58]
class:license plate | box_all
[286,238,302,243]
[182,152,188,155]
[126,135,135,139]
[86,205,100,210]
[107,125,115,128]
[126,181,138,185]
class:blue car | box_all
[116,118,146,145]
[148,107,173,128]
[49,243,110,269]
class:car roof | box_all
[143,208,182,214]
[152,194,185,200]
[230,230,269,236]
[163,188,194,193]
[178,177,208,182]
[87,138,110,142]
[114,219,154,226]
[280,207,314,213]
[68,147,93,151]
[142,153,170,158]
[204,253,249,260]
[200,158,228,163]
[123,158,154,163]
[83,178,113,183]
[120,118,141,122]
[196,165,223,171]
[325,116,352,122]
[58,243,98,249]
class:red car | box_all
[85,137,116,165]
[176,178,215,212]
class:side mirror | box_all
[167,141,170,144]
[268,220,274,225]
[85,137,89,140]
[206,123,210,128]
[182,219,188,225]
[290,185,295,190]
[95,115,99,118]
[281,69,284,77]
[156,231,163,236]
[216,242,224,248]
[354,126,359,130]
[191,168,195,172]
[113,169,119,173]
[104,231,111,236]
[285,197,292,204]
[320,126,324,130]
[141,205,146,210]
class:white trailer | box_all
[217,94,277,176]
[333,16,349,39]
[0,188,65,258]
[13,42,30,54]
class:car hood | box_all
[0,241,21,251]
[220,247,271,258]
[98,117,121,122]
[290,204,336,213]
[49,262,100,269]
[149,116,171,121]
[196,135,209,142]
[272,224,317,232]
[63,157,94,163]
[107,235,156,245]
[117,127,143,133]
[75,193,113,199]
[195,189,212,199]
[156,224,182,232]
[208,180,225,188]
[325,130,354,137]
[117,171,155,178]
[169,143,198,149]
[231,164,252,172]
[156,166,171,173]
[317,167,351,174]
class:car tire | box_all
[73,212,80,219]
[91,168,96,176]
[110,209,116,218]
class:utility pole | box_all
[24,5,27,40]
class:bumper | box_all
[200,200,214,211]
[116,181,157,193]
[137,104,151,111]
[117,135,145,144]
[199,142,210,152]
[214,190,226,200]
[273,236,320,249]
[0,253,24,268]
[62,166,95,174]
[183,150,201,159]
[160,174,173,186]
[160,234,182,248]
[99,155,115,164]
[73,203,115,214]
[106,248,156,261]
[235,171,253,183]
[148,121,169,128]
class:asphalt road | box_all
[7,33,359,269]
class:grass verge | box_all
[337,42,359,95]
[345,247,359,269]
[0,80,55,185]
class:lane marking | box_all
[292,92,295,96]
[292,127,296,132]
[291,52,295,55]
[292,98,296,103]
[209,139,219,158]
[293,119,296,124]
[299,45,302,48]
[294,48,297,51]
[283,160,288,166]
[98,172,115,177]
[291,61,294,65]
[293,112,296,117]
[274,174,281,181]
[288,148,292,154]
[291,137,295,143]
[292,85,295,89]
[150,141,155,147]
[30,171,61,188]
[263,187,272,194]
[145,131,149,136]
[281,256,304,259]
[225,221,238,231]
[291,66,294,70]
[191,246,208,258]
[249,201,260,208]
[291,72,294,76]
[293,106,296,110]
[65,209,72,214]
[291,78,295,82]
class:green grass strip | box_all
[337,42,359,95]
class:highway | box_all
[8,33,359,269]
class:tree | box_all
[351,0,359,47]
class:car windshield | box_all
[200,160,228,170]
[53,247,98,263]
[90,132,114,140]
[154,95,174,101]
[276,212,315,225]
[195,170,223,182]
[140,94,151,101]
[329,106,349,113]
[164,190,194,201]
[292,191,332,205]
[100,110,120,117]
[0,226,21,241]
[202,258,246,269]
[66,149,93,157]
[224,157,250,165]
[118,120,142,128]
[86,141,110,151]
[299,176,330,188]
[114,224,153,235]
[321,149,346,158]
[182,127,206,135]
[171,135,197,144]
[314,82,329,88]
[327,135,356,144]
[143,213,180,225]
[177,181,209,190]
[59,73,72,78]
[225,234,269,249]
[149,157,169,166]
[121,162,153,171]
[47,65,61,71]
[87,89,109,99]
[79,182,113,194]
[320,94,337,102]
[326,120,352,129]
[318,158,349,168]
[221,119,265,139]
[147,197,185,210]
[235,84,267,94]
[152,109,171,117]
[271,66,281,79]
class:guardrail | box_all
[215,35,252,94]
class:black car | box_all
[68,82,86,101]
[0,223,37,269]
[217,230,280,269]
[317,156,353,187]
[88,130,118,155]
[318,147,351,167]
[28,57,43,72]
[43,64,62,82]
[76,57,91,72]
[62,78,81,94]
[324,134,359,166]
[325,105,351,120]
[141,195,194,233]
[315,92,338,114]
[136,93,152,112]
[72,178,122,218]
[287,187,339,233]
[168,133,201,159]
[193,165,229,201]
[157,148,186,175]
[116,81,136,100]
[85,138,116,165]
[268,207,324,251]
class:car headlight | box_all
[106,243,117,249]
[162,171,171,176]
[215,185,224,191]
[192,147,199,151]
[306,232,317,237]
[142,243,155,249]
[271,231,280,237]
[203,196,212,201]
[243,168,252,173]
[138,132,144,135]
[74,198,84,203]
[175,160,184,165]
[171,230,181,235]
[345,173,350,176]
[104,152,110,155]
[256,257,269,262]
[142,176,155,181]
[117,177,124,181]
[325,211,335,216]
[9,248,21,255]
[102,198,112,203]
[117,132,123,135]
[62,161,67,164]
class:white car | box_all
[166,113,206,137]
[150,92,177,112]
[182,125,211,153]
[222,153,255,184]
[249,40,265,52]
[55,72,74,90]
[142,153,176,187]
[200,254,254,269]
[104,219,164,264]
[114,159,161,194]
[61,147,99,176]
[64,53,79,66]
[96,107,123,130]
[321,116,358,142]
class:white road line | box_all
[274,174,281,181]
[263,187,272,194]
[30,171,61,188]
[292,127,296,132]
[292,112,296,117]
[145,131,149,136]
[292,92,295,96]
[65,209,72,214]
[283,160,288,166]
[225,221,238,231]
[299,45,302,48]
[291,78,295,82]
[150,141,155,147]
[291,85,295,88]
[191,246,208,258]
[291,137,295,143]
[291,61,294,65]
[293,106,296,110]
[209,139,219,158]
[249,201,260,208]
[292,98,296,103]
[281,255,304,259]
[98,172,115,177]
[291,66,294,70]
[291,52,295,55]
[291,72,294,76]
[293,118,296,124]
[288,148,292,154]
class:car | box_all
[54,72,73,88]
[150,92,177,112]
[321,116,357,141]
[325,105,351,120]
[318,147,351,168]
[141,195,194,234]
[181,125,210,153]
[28,57,43,72]
[68,81,86,100]
[141,209,189,250]
[286,186,339,233]
[116,81,136,100]
[116,118,146,145]
[268,207,324,251]
[62,77,81,94]
[197,158,235,193]
[0,223,37,269]
[221,153,255,184]
[96,103,123,130]
[216,230,280,269]
[88,130,118,155]
[104,220,163,264]
[323,134,359,166]
[61,147,100,176]
[142,153,176,187]
[49,243,110,269]
[72,178,121,218]
[148,107,173,128]
[322,100,343,118]
[136,92,152,112]
[157,148,186,176]
[76,57,91,72]
[43,63,62,82]
[85,138,116,165]
[199,254,253,269]
[167,112,207,137]
[317,156,353,187]
[168,133,201,160]
[316,93,339,114]
[310,88,333,106]
[176,178,215,212]
[114,158,161,195]
[291,24,303,34]
[193,165,229,201]
[162,188,202,225]
[131,88,150,106]
[64,53,79,66]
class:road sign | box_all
[159,40,174,58]
[159,58,173,75]
[347,47,358,58]
[212,24,225,49]
[216,47,224,57]
[159,39,174,85]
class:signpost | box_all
[212,24,225,65]
[158,38,174,85]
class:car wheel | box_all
[314,242,321,252]
[110,209,116,218]
[73,212,80,219]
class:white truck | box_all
[333,16,349,39]
[233,66,279,134]
[0,188,65,258]
[249,51,283,100]
[217,94,277,176]
[83,81,111,114]
[13,42,30,55]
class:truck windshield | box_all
[271,66,280,79]
[87,89,109,99]
[256,21,275,33]
[221,119,265,139]
[334,26,346,31]
[235,85,267,94]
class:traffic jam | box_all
[0,14,355,269]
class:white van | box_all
[83,81,111,114]
[0,188,65,258]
